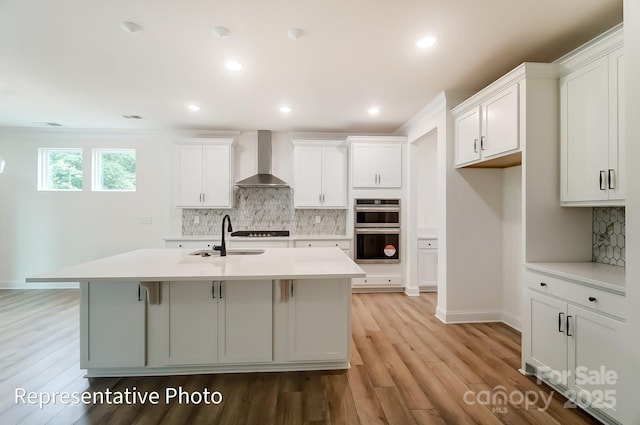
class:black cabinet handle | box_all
[599,171,606,190]
[219,281,223,299]
[588,296,597,302]
[473,139,478,153]
[558,312,564,333]
[138,284,142,302]
[566,315,573,336]
[212,281,216,299]
[540,282,547,287]
[608,169,615,190]
[480,136,486,151]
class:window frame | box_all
[37,147,84,191]
[91,148,137,192]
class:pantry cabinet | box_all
[523,268,625,423]
[560,46,625,206]
[176,138,235,208]
[157,280,273,365]
[292,140,347,208]
[348,136,404,188]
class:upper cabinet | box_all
[453,69,527,168]
[348,136,405,188]
[176,138,235,208]
[292,139,347,208]
[560,43,625,206]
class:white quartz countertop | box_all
[164,235,352,242]
[526,262,625,294]
[27,247,366,283]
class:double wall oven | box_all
[354,199,400,263]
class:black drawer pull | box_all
[558,312,564,333]
[588,296,597,302]
[566,315,573,337]
[539,282,547,287]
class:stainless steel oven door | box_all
[355,228,400,263]
[354,206,401,228]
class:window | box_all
[38,148,83,191]
[92,149,136,191]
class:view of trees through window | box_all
[94,150,136,191]
[39,148,83,191]
[38,148,136,191]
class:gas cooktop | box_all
[230,230,290,237]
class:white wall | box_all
[502,166,522,330]
[415,131,438,232]
[622,1,639,423]
[0,129,177,287]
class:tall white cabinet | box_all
[560,33,624,206]
[292,139,347,208]
[176,138,235,208]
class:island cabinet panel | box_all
[80,282,146,369]
[155,280,272,366]
[287,278,349,362]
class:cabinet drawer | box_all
[165,240,216,249]
[352,275,402,286]
[526,271,625,319]
[294,240,350,249]
[417,239,438,249]
[229,240,289,248]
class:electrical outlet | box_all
[193,216,200,224]
[140,216,152,224]
[314,215,321,224]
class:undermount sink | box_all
[188,249,265,257]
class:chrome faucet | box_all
[213,214,233,256]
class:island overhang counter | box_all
[27,247,366,377]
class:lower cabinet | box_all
[417,238,438,290]
[287,279,349,362]
[524,271,625,423]
[158,280,273,365]
[80,281,146,368]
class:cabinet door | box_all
[352,144,379,187]
[454,107,481,166]
[527,291,568,384]
[377,144,402,188]
[177,145,204,207]
[202,145,232,207]
[163,281,218,365]
[560,56,609,203]
[218,280,273,363]
[608,48,625,202]
[418,248,438,287]
[81,281,145,368]
[321,145,347,207]
[567,304,624,421]
[293,146,323,207]
[482,84,519,159]
[288,279,349,361]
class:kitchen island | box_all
[27,247,365,377]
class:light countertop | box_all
[164,235,352,242]
[26,247,366,283]
[526,262,625,294]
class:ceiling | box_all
[0,0,623,134]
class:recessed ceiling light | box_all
[287,28,304,40]
[45,122,63,126]
[279,105,292,114]
[416,36,437,49]
[121,114,143,120]
[368,107,380,116]
[225,60,242,71]
[121,21,143,33]
[212,26,230,38]
[188,104,201,112]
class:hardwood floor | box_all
[0,289,599,425]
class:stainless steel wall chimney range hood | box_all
[235,130,289,187]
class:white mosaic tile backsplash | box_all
[592,207,625,267]
[182,187,346,236]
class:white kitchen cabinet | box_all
[454,79,521,168]
[417,238,438,290]
[349,136,404,188]
[176,138,235,208]
[80,281,146,368]
[164,240,216,249]
[287,278,349,362]
[560,47,625,206]
[523,269,625,423]
[158,280,272,365]
[293,239,351,257]
[292,140,347,208]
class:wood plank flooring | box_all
[0,289,599,425]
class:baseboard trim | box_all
[404,286,420,297]
[501,311,522,332]
[434,305,521,331]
